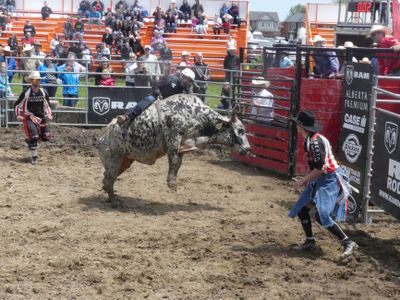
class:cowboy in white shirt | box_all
[250,78,274,123]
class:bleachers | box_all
[4,14,248,80]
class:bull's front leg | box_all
[167,150,183,191]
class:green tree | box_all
[288,4,306,17]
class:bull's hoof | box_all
[167,181,177,191]
[110,198,124,209]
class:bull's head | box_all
[213,112,251,155]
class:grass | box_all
[10,76,224,109]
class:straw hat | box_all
[27,71,43,80]
[343,41,356,48]
[3,45,11,52]
[144,45,151,50]
[22,44,33,51]
[360,57,371,64]
[312,35,326,43]
[181,51,191,56]
[368,25,391,37]
[251,77,270,88]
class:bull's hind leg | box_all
[103,154,134,207]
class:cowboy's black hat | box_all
[290,110,322,133]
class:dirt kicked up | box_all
[0,126,399,299]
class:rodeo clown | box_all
[14,71,52,165]
[117,68,197,127]
[288,110,358,258]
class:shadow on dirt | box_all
[346,228,400,275]
[0,156,30,164]
[231,243,324,260]
[79,194,223,215]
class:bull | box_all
[98,94,251,207]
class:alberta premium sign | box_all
[338,62,373,221]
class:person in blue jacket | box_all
[3,46,16,84]
[58,63,80,107]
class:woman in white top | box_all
[226,34,236,50]
[50,33,60,54]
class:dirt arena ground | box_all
[0,126,399,300]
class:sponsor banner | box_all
[88,86,152,124]
[370,109,400,221]
[338,63,373,220]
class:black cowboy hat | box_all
[290,110,322,133]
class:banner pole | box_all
[362,75,378,224]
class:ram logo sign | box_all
[385,122,398,154]
[345,65,354,85]
[93,97,111,116]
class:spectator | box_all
[50,33,60,55]
[195,13,208,35]
[180,51,192,67]
[32,42,46,63]
[150,30,165,53]
[226,34,236,50]
[113,31,125,54]
[192,52,210,102]
[219,2,229,19]
[88,6,102,30]
[159,42,173,76]
[312,35,339,78]
[120,40,133,60]
[223,46,239,82]
[102,27,114,47]
[58,63,80,107]
[74,17,85,39]
[250,78,274,123]
[129,17,142,38]
[95,57,115,86]
[81,45,93,71]
[212,14,222,36]
[104,11,115,28]
[190,15,198,33]
[153,8,165,33]
[124,52,137,86]
[369,25,400,76]
[134,60,151,87]
[129,33,144,56]
[217,81,231,109]
[92,0,104,14]
[3,45,16,84]
[192,0,204,19]
[20,44,40,90]
[138,45,160,81]
[115,0,128,12]
[22,32,35,47]
[0,61,12,97]
[228,3,241,28]
[100,42,111,60]
[6,0,15,15]
[41,1,52,21]
[222,15,231,34]
[278,51,294,68]
[179,0,191,23]
[23,20,36,37]
[5,14,12,31]
[55,43,70,66]
[0,10,6,31]
[63,16,74,40]
[7,32,18,55]
[165,10,177,33]
[68,42,82,59]
[78,0,91,18]
[38,55,58,98]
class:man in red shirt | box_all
[369,25,400,75]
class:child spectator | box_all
[7,32,18,55]
[81,45,93,71]
[74,17,85,39]
[23,20,36,37]
[5,14,12,31]
[218,81,231,109]
[95,57,115,86]
[63,16,74,40]
[150,30,165,53]
[58,63,80,107]
[120,40,133,60]
[124,52,137,86]
[222,16,231,34]
[191,15,198,33]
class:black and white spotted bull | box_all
[98,94,251,206]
